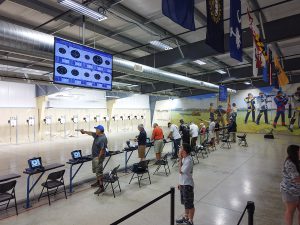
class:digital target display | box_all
[54,37,113,90]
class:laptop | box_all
[71,150,83,160]
[28,157,44,171]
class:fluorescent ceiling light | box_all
[193,60,206,65]
[106,96,120,99]
[244,81,251,85]
[215,69,226,74]
[149,41,173,51]
[58,0,107,21]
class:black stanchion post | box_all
[247,201,255,225]
[170,187,175,225]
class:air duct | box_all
[0,20,236,93]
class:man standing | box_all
[136,124,147,161]
[168,122,181,159]
[179,119,190,145]
[176,143,195,225]
[209,103,215,121]
[208,118,216,146]
[256,91,270,125]
[231,103,238,122]
[244,93,256,123]
[189,122,199,150]
[151,123,164,162]
[227,117,237,143]
[80,125,107,195]
[273,91,289,128]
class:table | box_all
[67,151,123,193]
[124,146,138,173]
[23,163,65,208]
[0,173,21,183]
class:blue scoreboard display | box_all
[54,37,113,90]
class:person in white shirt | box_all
[176,143,195,225]
[209,118,216,146]
[168,122,181,159]
[189,122,199,150]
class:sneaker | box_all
[94,187,104,195]
[176,217,188,224]
[186,221,194,225]
[154,160,161,165]
[273,124,276,128]
[91,182,99,188]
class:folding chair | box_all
[220,133,231,149]
[103,165,121,198]
[237,133,248,147]
[0,180,18,215]
[38,170,67,205]
[195,144,208,159]
[129,160,151,187]
[153,155,171,176]
[191,148,200,164]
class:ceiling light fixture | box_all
[58,0,107,21]
[244,81,251,85]
[193,60,206,65]
[215,69,226,74]
[149,41,173,51]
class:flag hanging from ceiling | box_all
[229,0,242,62]
[206,0,224,53]
[274,55,289,87]
[162,0,195,31]
[262,44,269,83]
[268,48,273,85]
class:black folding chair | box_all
[38,170,67,205]
[220,133,231,149]
[237,133,248,147]
[0,180,18,215]
[129,160,151,187]
[195,144,208,159]
[153,154,171,176]
[103,165,121,198]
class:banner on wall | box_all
[229,0,242,62]
[219,85,227,102]
[162,0,195,31]
[206,0,224,53]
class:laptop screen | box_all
[28,157,42,169]
[71,150,82,159]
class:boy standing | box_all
[176,143,195,225]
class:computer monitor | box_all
[71,150,82,160]
[28,157,43,170]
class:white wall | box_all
[112,94,149,109]
[0,81,36,107]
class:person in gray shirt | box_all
[176,143,195,225]
[80,125,107,195]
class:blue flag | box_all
[219,85,227,102]
[206,0,224,53]
[229,0,242,61]
[162,0,195,31]
[262,44,269,83]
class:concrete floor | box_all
[0,132,299,225]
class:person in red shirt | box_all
[151,123,164,162]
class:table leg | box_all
[103,156,112,171]
[25,172,45,208]
[69,163,84,193]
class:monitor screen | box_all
[71,150,82,159]
[28,157,42,169]
[53,37,113,90]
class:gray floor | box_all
[0,132,299,225]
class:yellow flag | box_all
[274,55,289,87]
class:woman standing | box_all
[280,145,300,225]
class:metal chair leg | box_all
[46,188,51,205]
[38,186,45,202]
[111,183,115,198]
[14,195,18,215]
[129,173,135,184]
[63,185,68,199]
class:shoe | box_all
[94,187,104,195]
[154,160,161,165]
[273,124,276,128]
[171,155,178,160]
[186,221,194,225]
[91,182,99,188]
[176,217,188,224]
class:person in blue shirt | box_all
[273,91,288,128]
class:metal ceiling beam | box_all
[141,57,300,94]
[9,0,153,54]
[133,14,300,68]
[0,58,52,72]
